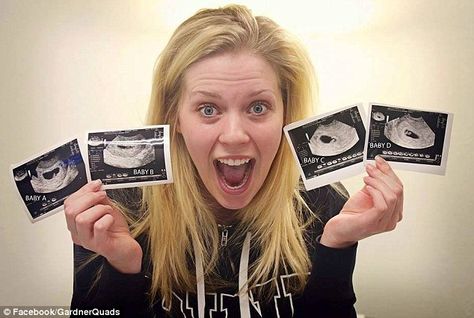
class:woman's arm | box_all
[299,240,357,318]
[71,244,151,317]
[298,156,403,317]
[66,183,150,316]
[298,183,357,318]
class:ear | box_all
[176,118,181,134]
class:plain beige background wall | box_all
[1,1,473,317]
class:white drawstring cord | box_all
[194,242,205,318]
[195,231,252,318]
[238,232,252,318]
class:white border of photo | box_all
[10,136,88,223]
[85,125,173,190]
[364,103,454,175]
[284,103,366,190]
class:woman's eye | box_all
[199,105,217,117]
[250,102,268,115]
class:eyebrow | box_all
[189,89,276,99]
[189,90,221,98]
[250,89,276,98]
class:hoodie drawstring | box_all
[238,232,252,318]
[194,231,252,318]
[194,242,205,318]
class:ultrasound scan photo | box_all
[365,103,453,175]
[87,125,172,189]
[11,138,88,222]
[284,104,366,189]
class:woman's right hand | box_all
[64,180,143,273]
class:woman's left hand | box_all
[320,156,404,248]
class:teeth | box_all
[217,158,251,166]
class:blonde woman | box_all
[65,5,403,318]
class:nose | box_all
[218,113,250,146]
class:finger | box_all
[365,184,388,214]
[372,158,405,223]
[75,204,113,248]
[100,194,117,207]
[66,179,103,203]
[386,193,402,231]
[70,233,81,245]
[93,214,115,255]
[365,162,403,193]
[64,191,107,237]
[364,175,399,227]
[393,188,404,223]
[363,175,398,212]
[374,156,403,187]
[100,196,131,228]
[367,185,391,234]
[361,185,371,196]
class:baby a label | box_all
[25,195,47,202]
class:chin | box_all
[213,189,255,210]
[215,194,253,210]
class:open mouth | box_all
[214,158,255,192]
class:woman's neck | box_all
[213,207,238,225]
[202,189,239,225]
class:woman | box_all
[65,5,403,318]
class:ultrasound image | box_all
[384,114,435,149]
[11,139,87,222]
[87,126,170,188]
[103,134,155,168]
[309,120,359,156]
[30,155,79,193]
[367,104,450,168]
[285,105,366,180]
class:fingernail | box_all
[375,155,385,163]
[93,179,102,186]
[365,164,374,171]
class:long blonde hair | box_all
[131,4,318,307]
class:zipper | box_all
[218,224,232,247]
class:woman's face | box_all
[178,51,284,211]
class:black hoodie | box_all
[71,184,357,318]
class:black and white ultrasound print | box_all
[284,104,366,189]
[365,104,453,174]
[11,139,87,222]
[87,125,172,189]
